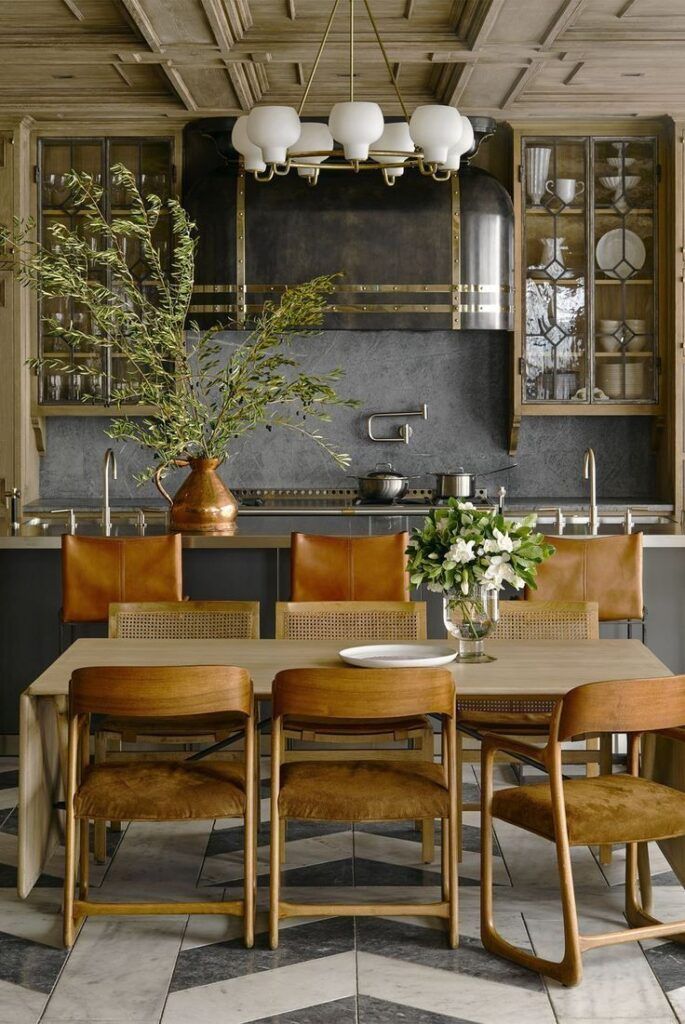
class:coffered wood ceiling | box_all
[3,0,685,122]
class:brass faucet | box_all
[583,447,599,535]
[103,448,118,536]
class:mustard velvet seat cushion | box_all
[492,774,685,846]
[74,761,246,821]
[99,712,245,740]
[278,760,449,822]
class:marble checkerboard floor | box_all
[2,755,685,1024]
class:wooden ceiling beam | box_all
[61,0,85,20]
[119,0,198,110]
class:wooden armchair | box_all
[275,601,435,863]
[269,667,458,950]
[481,674,685,986]
[93,600,260,863]
[63,664,256,948]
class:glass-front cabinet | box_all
[513,126,662,440]
[35,136,175,410]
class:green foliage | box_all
[406,499,555,595]
[2,164,356,480]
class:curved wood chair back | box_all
[290,532,410,601]
[491,600,599,640]
[61,534,183,623]
[109,601,260,639]
[272,667,454,722]
[556,675,685,743]
[70,665,253,719]
[525,534,643,622]
[275,601,426,641]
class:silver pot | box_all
[353,463,416,504]
[434,464,517,500]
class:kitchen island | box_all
[0,503,684,744]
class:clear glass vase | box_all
[443,583,499,663]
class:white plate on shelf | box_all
[339,644,457,669]
[596,228,645,279]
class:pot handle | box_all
[153,459,189,507]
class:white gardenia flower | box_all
[448,538,476,564]
[484,555,524,591]
[483,527,514,554]
[427,581,444,593]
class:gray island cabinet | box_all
[0,510,684,743]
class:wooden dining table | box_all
[18,636,671,898]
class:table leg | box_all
[18,692,64,898]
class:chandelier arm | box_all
[298,0,342,116]
[361,0,410,122]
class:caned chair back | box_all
[556,675,685,743]
[491,600,599,640]
[525,534,643,622]
[69,665,253,719]
[272,667,454,722]
[290,532,410,601]
[61,534,183,623]
[109,601,260,639]
[275,601,426,641]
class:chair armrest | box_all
[481,732,550,770]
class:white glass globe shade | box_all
[440,115,475,172]
[370,122,414,178]
[246,106,301,164]
[231,116,266,173]
[328,101,384,161]
[288,122,334,177]
[409,104,462,164]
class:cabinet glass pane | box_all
[37,137,174,409]
[522,138,588,403]
[592,137,657,404]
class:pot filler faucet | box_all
[583,447,599,535]
[103,448,118,536]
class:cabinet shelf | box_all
[595,277,653,285]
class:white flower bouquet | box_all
[406,499,554,596]
[406,500,555,661]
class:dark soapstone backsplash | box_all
[39,330,657,502]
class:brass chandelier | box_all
[231,0,474,186]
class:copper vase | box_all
[154,457,238,534]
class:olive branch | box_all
[1,163,357,481]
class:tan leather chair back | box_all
[62,534,183,623]
[525,533,643,622]
[290,532,409,601]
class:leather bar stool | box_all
[60,534,183,648]
[525,533,644,636]
[290,532,410,601]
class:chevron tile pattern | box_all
[1,755,685,1023]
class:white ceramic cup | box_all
[545,178,585,205]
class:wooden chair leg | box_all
[269,817,280,950]
[79,818,90,901]
[441,818,449,902]
[456,730,463,863]
[448,807,459,948]
[109,737,123,834]
[243,723,255,950]
[480,746,583,986]
[420,725,435,864]
[93,732,108,864]
[598,733,613,865]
